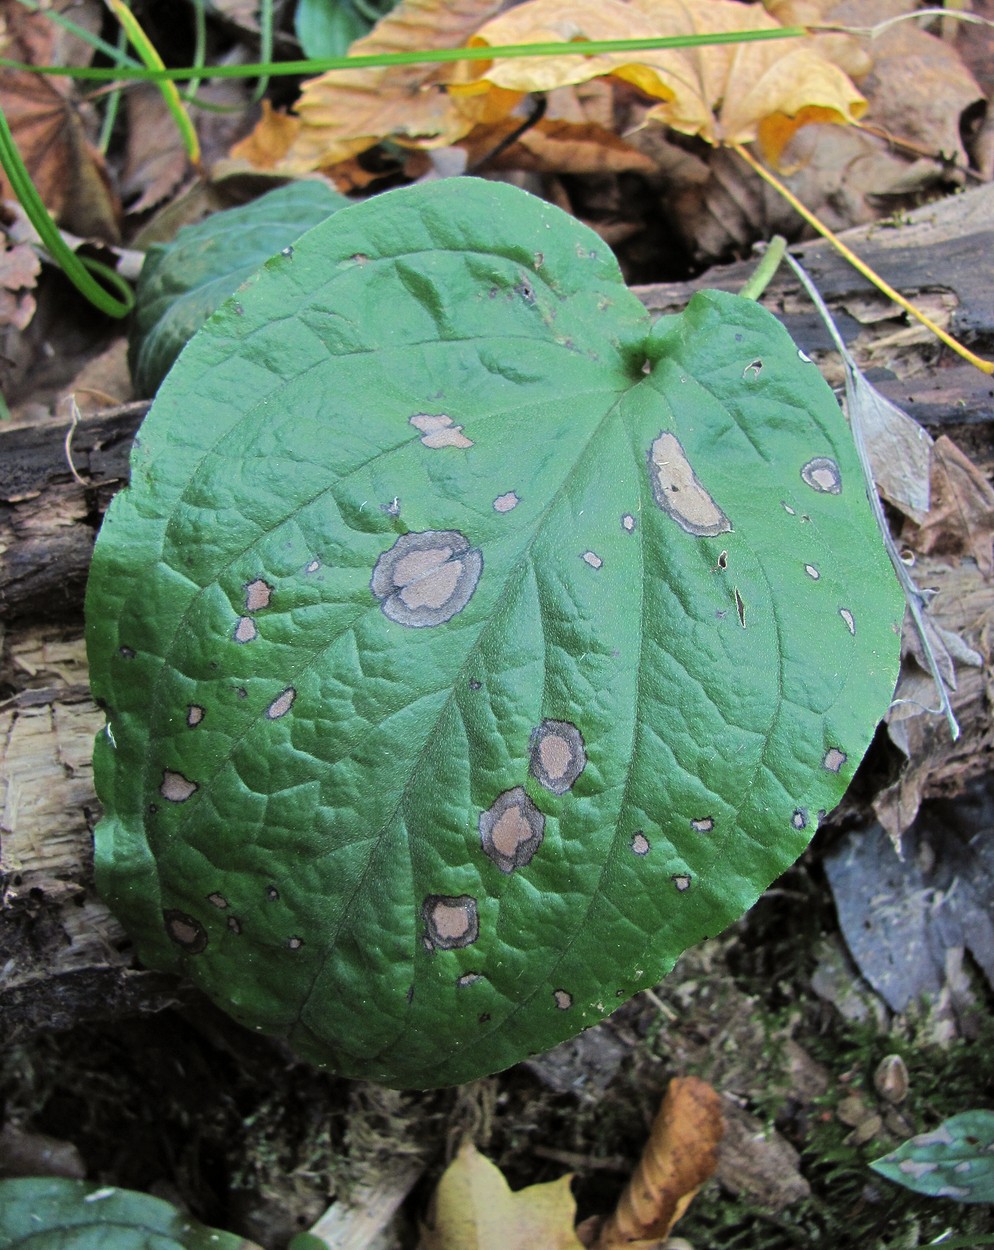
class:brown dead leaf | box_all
[453,0,866,164]
[418,1139,584,1250]
[461,117,658,174]
[120,85,190,215]
[0,228,40,331]
[594,1076,724,1249]
[229,101,301,170]
[0,0,120,240]
[905,436,994,578]
[828,0,983,170]
[261,0,511,173]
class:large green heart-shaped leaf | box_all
[86,178,903,1088]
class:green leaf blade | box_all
[871,1110,994,1202]
[87,178,902,1087]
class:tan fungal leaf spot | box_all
[781,501,796,516]
[840,608,856,635]
[823,747,847,773]
[351,253,368,266]
[164,909,207,953]
[717,550,728,570]
[801,456,842,494]
[648,432,732,537]
[409,412,473,449]
[554,989,573,1010]
[234,616,257,643]
[456,971,483,988]
[529,720,586,796]
[371,530,482,627]
[266,687,296,720]
[622,513,636,532]
[227,916,242,934]
[186,704,205,727]
[160,770,197,803]
[119,645,136,659]
[734,588,746,628]
[691,816,715,833]
[631,832,650,856]
[792,808,809,830]
[493,491,520,513]
[805,564,820,580]
[305,559,321,574]
[480,786,545,873]
[287,935,304,950]
[582,550,603,569]
[244,578,272,612]
[672,873,692,892]
[423,894,479,950]
[533,251,544,269]
[207,892,228,909]
[266,885,280,901]
[743,358,763,379]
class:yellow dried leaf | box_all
[594,1076,724,1249]
[452,0,866,165]
[269,0,514,173]
[230,100,301,169]
[419,1140,584,1250]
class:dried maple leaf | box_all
[265,0,511,173]
[0,0,120,240]
[452,0,866,164]
[418,1139,584,1250]
[593,1076,724,1249]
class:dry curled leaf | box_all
[261,0,510,173]
[419,1139,584,1250]
[453,0,866,164]
[594,1076,724,1249]
[905,436,994,578]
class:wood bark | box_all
[2,183,992,1045]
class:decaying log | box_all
[2,182,992,1045]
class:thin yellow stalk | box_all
[732,142,993,376]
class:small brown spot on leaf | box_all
[493,491,519,513]
[480,787,545,873]
[631,832,650,856]
[781,501,796,516]
[160,770,197,803]
[234,616,257,643]
[734,588,746,628]
[119,646,136,659]
[244,578,272,612]
[469,679,482,691]
[840,608,856,635]
[515,278,535,303]
[207,892,228,909]
[622,514,636,532]
[456,972,483,988]
[691,816,714,833]
[266,885,280,901]
[266,687,296,720]
[423,894,479,950]
[372,530,482,628]
[582,550,603,569]
[743,358,763,379]
[351,253,368,265]
[305,559,321,574]
[529,720,586,795]
[478,1012,491,1023]
[227,916,242,934]
[287,935,304,950]
[792,808,808,830]
[801,456,842,494]
[804,564,820,580]
[717,550,728,570]
[553,989,573,1010]
[186,705,205,727]
[648,432,732,537]
[823,747,847,773]
[410,413,473,449]
[672,873,692,892]
[533,251,544,269]
[164,909,207,953]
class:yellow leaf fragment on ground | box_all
[594,1075,724,1249]
[230,100,301,170]
[419,1139,584,1250]
[453,0,865,165]
[267,0,513,173]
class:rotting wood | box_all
[1,183,992,1044]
